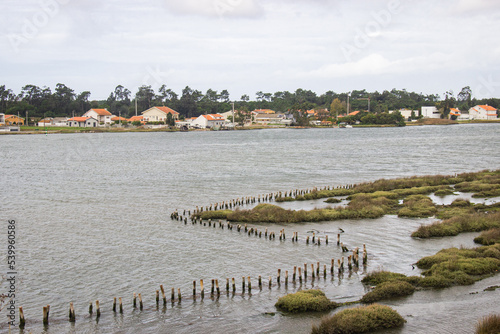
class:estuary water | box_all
[1,124,499,334]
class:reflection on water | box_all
[1,124,500,333]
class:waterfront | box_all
[1,124,499,333]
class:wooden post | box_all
[295,231,298,242]
[277,269,281,286]
[311,263,315,279]
[232,277,236,293]
[293,266,297,282]
[325,235,328,244]
[268,276,272,289]
[285,270,288,286]
[226,278,230,292]
[304,263,307,279]
[331,258,334,275]
[200,279,205,299]
[312,233,315,243]
[69,302,75,322]
[160,285,167,305]
[338,259,341,274]
[171,287,175,302]
[247,277,251,293]
[337,233,340,245]
[96,300,101,318]
[139,293,143,310]
[133,293,137,308]
[298,266,302,283]
[89,301,93,314]
[242,276,246,293]
[193,281,196,298]
[119,297,123,314]
[43,306,49,326]
[211,279,215,297]
[306,236,309,244]
[348,255,352,270]
[363,244,368,264]
[156,290,160,306]
[316,262,320,276]
[113,297,117,312]
[19,306,26,329]
[258,275,262,289]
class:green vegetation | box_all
[275,290,338,313]
[398,195,437,218]
[311,304,405,334]
[474,228,500,245]
[360,280,415,303]
[475,314,500,334]
[412,212,500,238]
[324,198,342,204]
[361,270,407,285]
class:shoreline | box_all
[1,120,499,135]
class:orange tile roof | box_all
[478,105,497,111]
[128,116,144,122]
[111,116,128,121]
[90,108,112,116]
[203,114,224,121]
[254,109,275,114]
[68,117,91,122]
[155,106,179,115]
[349,110,361,116]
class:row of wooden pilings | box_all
[15,246,368,329]
[171,213,352,248]
[185,183,357,215]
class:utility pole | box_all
[231,102,235,129]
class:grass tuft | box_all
[360,281,415,303]
[475,314,500,334]
[311,304,405,334]
[275,290,338,313]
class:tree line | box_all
[1,83,498,120]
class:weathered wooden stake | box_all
[242,276,246,293]
[133,293,137,308]
[211,279,215,296]
[304,263,307,279]
[363,244,368,264]
[331,258,334,275]
[277,269,281,285]
[285,270,288,286]
[19,306,26,329]
[298,266,302,283]
[324,264,327,278]
[156,290,160,306]
[232,277,236,293]
[201,279,205,299]
[160,285,167,305]
[311,263,315,279]
[226,278,230,292]
[43,306,49,326]
[268,276,272,289]
[348,255,352,270]
[258,275,262,289]
[337,233,340,245]
[293,266,297,282]
[119,297,123,313]
[89,301,93,315]
[171,287,175,302]
[139,293,143,310]
[113,297,117,312]
[96,300,101,318]
[247,277,251,293]
[316,262,320,276]
[69,302,75,322]
[193,281,196,298]
[306,236,309,244]
[326,235,329,244]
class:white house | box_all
[0,113,5,125]
[191,114,226,128]
[421,106,440,119]
[449,108,461,120]
[398,109,417,119]
[67,117,98,127]
[254,112,287,124]
[142,106,179,123]
[83,108,113,124]
[38,117,69,127]
[468,105,498,120]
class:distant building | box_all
[421,106,440,119]
[469,105,498,120]
[128,115,145,124]
[0,113,5,125]
[4,115,25,125]
[191,114,226,128]
[449,108,461,119]
[398,109,417,119]
[38,117,69,127]
[142,106,179,123]
[83,108,113,124]
[67,117,98,127]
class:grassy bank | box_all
[275,290,338,313]
[474,228,500,245]
[311,304,405,334]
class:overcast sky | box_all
[1,0,500,101]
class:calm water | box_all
[1,124,500,334]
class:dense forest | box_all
[1,83,499,121]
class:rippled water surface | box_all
[1,124,500,333]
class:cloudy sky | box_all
[1,0,500,101]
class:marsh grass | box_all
[475,314,500,334]
[398,195,437,218]
[311,304,405,334]
[474,228,500,245]
[360,281,415,303]
[412,212,500,238]
[275,290,338,313]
